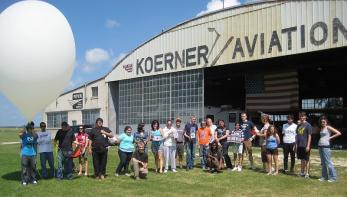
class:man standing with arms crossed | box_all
[240,112,257,170]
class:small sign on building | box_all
[72,92,83,109]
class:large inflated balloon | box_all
[0,0,75,121]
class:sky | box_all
[0,0,251,126]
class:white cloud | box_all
[85,48,110,64]
[197,0,241,16]
[105,19,120,29]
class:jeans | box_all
[92,150,108,177]
[199,145,208,168]
[319,147,337,181]
[163,146,176,170]
[283,143,295,171]
[222,142,233,169]
[116,149,133,174]
[39,152,54,178]
[185,142,196,168]
[21,155,37,183]
[57,149,73,179]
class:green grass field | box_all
[1,128,347,197]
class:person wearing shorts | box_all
[228,123,244,172]
[74,125,89,176]
[174,117,185,169]
[296,111,312,178]
[265,125,280,175]
[150,120,164,173]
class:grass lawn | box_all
[0,128,347,197]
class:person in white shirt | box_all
[206,118,217,143]
[282,115,297,173]
[162,120,177,173]
[36,122,54,178]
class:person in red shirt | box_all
[74,125,89,176]
[196,120,212,170]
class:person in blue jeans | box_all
[318,116,341,182]
[115,126,135,177]
[37,122,54,178]
[184,116,198,170]
[19,122,38,185]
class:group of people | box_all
[19,112,341,185]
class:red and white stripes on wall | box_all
[246,71,299,112]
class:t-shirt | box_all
[215,126,228,143]
[21,131,38,156]
[54,129,68,148]
[37,130,53,153]
[89,126,112,152]
[259,123,270,146]
[61,129,76,151]
[208,125,217,141]
[282,123,297,144]
[119,133,135,152]
[266,135,278,149]
[240,120,255,140]
[197,127,212,145]
[228,129,244,143]
[184,123,198,143]
[296,122,312,148]
[133,131,149,144]
[75,132,89,148]
[133,151,148,167]
[163,127,177,147]
[208,147,222,160]
[318,127,331,147]
[175,125,185,143]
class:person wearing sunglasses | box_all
[36,122,54,178]
[74,125,90,176]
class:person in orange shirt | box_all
[196,120,212,170]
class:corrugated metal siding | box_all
[106,0,347,82]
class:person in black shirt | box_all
[88,118,113,180]
[207,141,223,173]
[54,122,75,180]
[131,142,148,180]
[215,120,232,170]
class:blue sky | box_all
[0,0,251,126]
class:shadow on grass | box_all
[1,171,21,181]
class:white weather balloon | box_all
[0,0,75,121]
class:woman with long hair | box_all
[150,120,164,173]
[115,126,135,177]
[256,114,270,172]
[265,125,280,175]
[318,116,341,182]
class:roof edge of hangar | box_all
[104,0,279,82]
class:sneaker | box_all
[100,175,105,179]
[298,172,305,177]
[284,169,289,174]
[164,170,168,173]
[125,173,130,177]
[328,179,336,183]
[304,174,310,179]
[318,178,326,182]
[32,180,38,184]
[115,173,119,177]
[272,172,278,176]
[232,167,238,171]
[172,169,177,173]
[202,166,206,170]
[135,176,140,181]
[22,182,27,186]
[237,166,242,172]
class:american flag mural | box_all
[245,70,299,111]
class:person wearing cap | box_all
[175,117,185,169]
[37,122,54,178]
[74,125,89,176]
[19,122,38,185]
